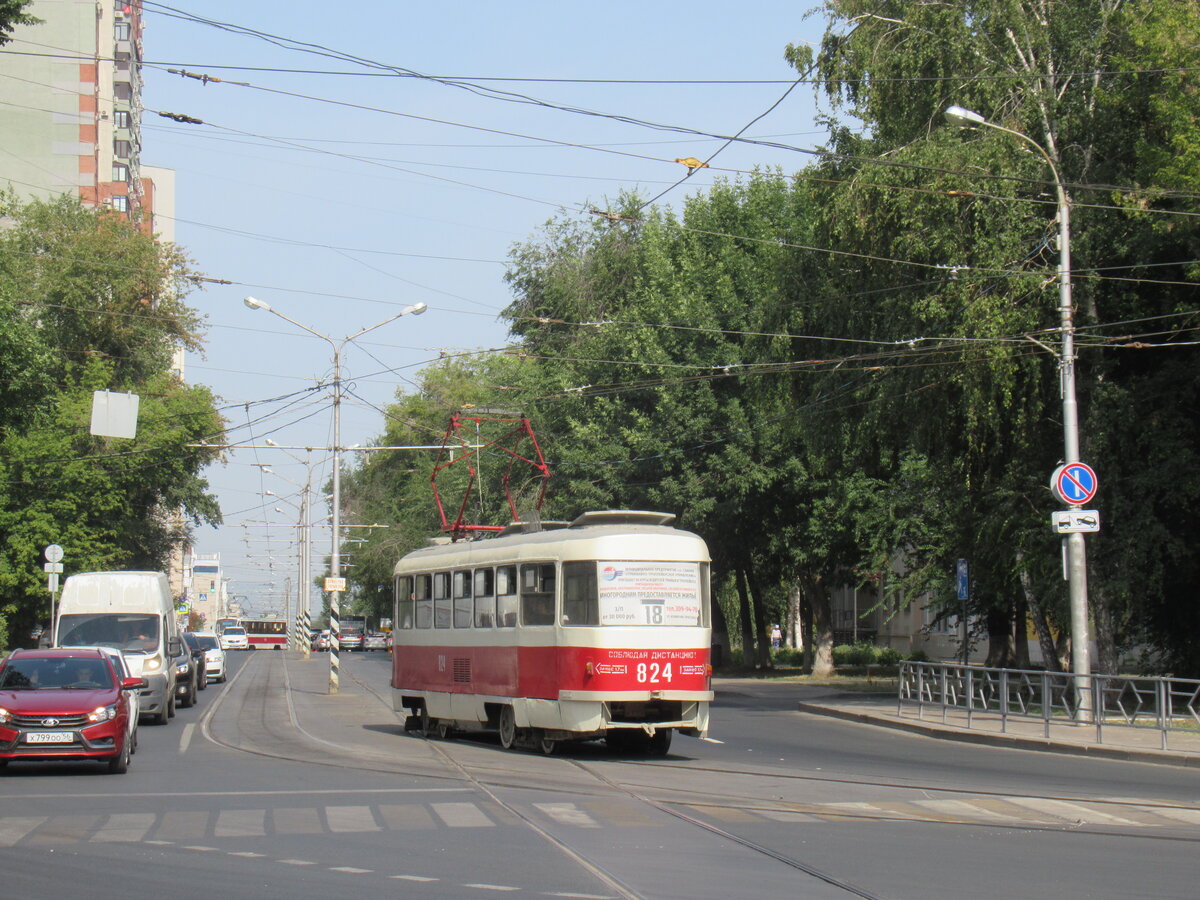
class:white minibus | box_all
[55,571,182,724]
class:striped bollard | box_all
[329,601,340,694]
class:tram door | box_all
[519,564,557,697]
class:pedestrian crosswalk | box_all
[0,795,1196,847]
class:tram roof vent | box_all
[495,520,571,538]
[569,510,677,528]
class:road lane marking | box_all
[1134,805,1200,825]
[0,817,46,846]
[155,810,210,840]
[910,800,1023,823]
[324,805,380,833]
[179,723,195,753]
[91,813,156,842]
[215,809,266,837]
[582,798,661,827]
[272,807,323,834]
[535,803,600,828]
[462,885,518,892]
[25,815,99,844]
[819,802,926,820]
[432,802,494,827]
[377,803,437,830]
[757,810,820,823]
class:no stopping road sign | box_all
[1051,462,1098,506]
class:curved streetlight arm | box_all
[243,296,336,352]
[345,302,427,344]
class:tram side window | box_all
[562,561,598,626]
[414,574,432,629]
[520,563,556,626]
[496,565,517,628]
[453,570,473,628]
[434,572,451,628]
[395,576,414,629]
[473,568,495,628]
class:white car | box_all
[186,632,226,683]
[96,646,140,755]
[219,626,248,651]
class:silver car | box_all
[363,633,388,652]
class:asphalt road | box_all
[1,649,1197,899]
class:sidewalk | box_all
[787,686,1200,769]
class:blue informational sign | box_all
[956,559,969,600]
[1051,462,1098,506]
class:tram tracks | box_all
[339,659,892,898]
[204,654,1200,899]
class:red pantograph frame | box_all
[430,412,551,539]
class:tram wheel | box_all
[646,729,673,757]
[536,731,557,756]
[498,706,517,750]
[420,708,436,738]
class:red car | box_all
[0,647,143,774]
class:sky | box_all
[126,1,835,616]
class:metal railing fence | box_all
[898,661,1200,751]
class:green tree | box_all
[0,0,36,45]
[794,0,1200,671]
[0,196,223,648]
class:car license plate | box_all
[25,731,74,744]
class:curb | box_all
[796,701,1200,770]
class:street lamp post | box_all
[244,296,427,693]
[944,105,1091,718]
[259,457,317,654]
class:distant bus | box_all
[340,614,367,638]
[214,617,240,636]
[242,617,287,650]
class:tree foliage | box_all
[341,0,1200,673]
[0,196,224,648]
[0,0,36,46]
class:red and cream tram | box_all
[391,511,712,755]
[242,617,287,650]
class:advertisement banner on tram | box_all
[596,561,703,626]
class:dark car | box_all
[171,639,198,709]
[181,633,210,691]
[0,647,143,773]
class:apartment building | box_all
[0,0,169,231]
